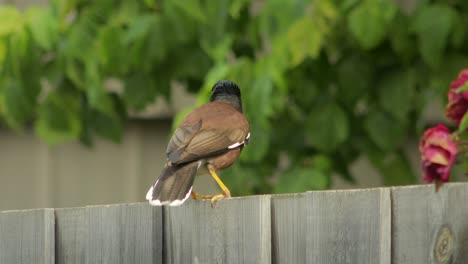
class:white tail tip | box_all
[146,184,192,207]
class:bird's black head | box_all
[210,80,243,112]
[210,80,241,99]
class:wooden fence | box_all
[1,183,467,264]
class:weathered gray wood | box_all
[55,203,163,264]
[0,209,54,264]
[271,188,391,264]
[2,183,468,263]
[55,207,87,263]
[164,195,271,264]
[392,183,468,264]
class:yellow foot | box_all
[210,190,231,207]
[191,191,214,200]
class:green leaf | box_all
[229,0,249,19]
[287,16,324,66]
[412,4,456,67]
[144,0,156,8]
[65,60,86,89]
[92,111,123,143]
[240,123,270,163]
[462,160,468,177]
[239,71,276,163]
[305,102,349,152]
[0,0,467,198]
[0,78,36,129]
[25,7,58,50]
[222,163,267,196]
[450,11,464,48]
[315,0,338,23]
[0,6,22,37]
[124,73,157,110]
[226,58,254,93]
[337,56,372,106]
[368,151,416,186]
[81,93,125,145]
[98,25,126,74]
[197,64,229,105]
[287,73,319,110]
[378,70,415,122]
[201,36,233,64]
[35,91,82,144]
[364,111,406,151]
[459,112,468,132]
[340,0,359,12]
[427,54,468,97]
[171,0,206,23]
[348,0,397,49]
[2,24,29,76]
[245,76,274,126]
[0,43,5,75]
[64,15,99,61]
[84,59,114,114]
[334,148,358,183]
[274,161,331,193]
[49,0,76,22]
[122,14,156,45]
[172,48,211,79]
[388,14,417,60]
[309,154,332,174]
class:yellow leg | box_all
[207,164,231,206]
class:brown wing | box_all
[166,102,249,164]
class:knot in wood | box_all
[434,226,453,264]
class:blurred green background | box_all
[0,0,468,209]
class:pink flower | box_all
[446,69,468,125]
[419,124,457,186]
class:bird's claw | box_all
[210,190,231,208]
[191,191,214,200]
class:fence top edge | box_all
[1,183,467,213]
[389,181,467,192]
[0,208,55,214]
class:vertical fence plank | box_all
[271,188,391,264]
[55,203,163,264]
[392,183,468,264]
[164,195,271,264]
[271,193,306,264]
[2,183,468,264]
[55,207,87,263]
[0,209,54,264]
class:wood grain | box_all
[164,195,271,264]
[55,203,163,264]
[391,183,468,264]
[271,188,391,264]
[1,183,468,263]
[0,209,54,264]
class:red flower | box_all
[446,69,468,124]
[419,124,457,186]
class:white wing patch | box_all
[227,132,250,149]
[228,142,243,149]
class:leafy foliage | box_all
[1,0,468,194]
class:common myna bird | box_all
[146,80,250,206]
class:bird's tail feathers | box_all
[146,161,199,206]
